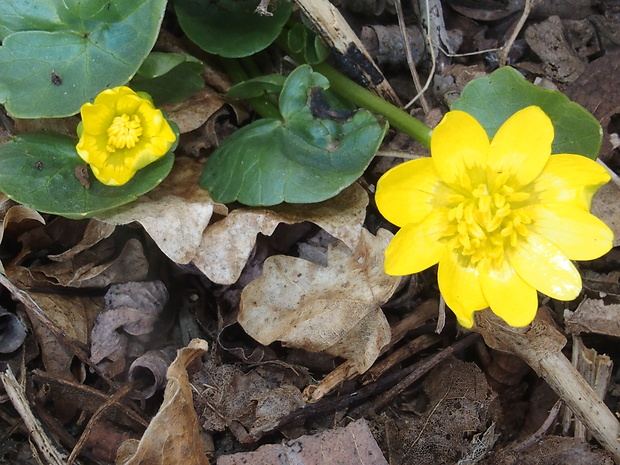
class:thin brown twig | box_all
[498,0,531,66]
[513,399,562,452]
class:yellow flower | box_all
[76,86,176,186]
[376,106,613,328]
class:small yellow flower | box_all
[376,106,613,328]
[76,86,176,186]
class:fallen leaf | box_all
[216,419,388,465]
[193,183,369,285]
[163,87,227,134]
[565,298,620,337]
[238,229,399,373]
[91,281,169,377]
[117,338,210,465]
[48,219,115,262]
[98,157,227,264]
[0,307,27,353]
[591,180,620,247]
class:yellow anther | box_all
[106,114,142,152]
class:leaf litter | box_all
[1,2,620,465]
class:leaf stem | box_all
[219,58,282,120]
[276,35,432,148]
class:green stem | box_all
[276,35,432,148]
[219,58,282,120]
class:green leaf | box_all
[130,52,204,105]
[0,0,167,118]
[0,132,174,219]
[451,66,602,160]
[174,0,292,58]
[287,23,330,65]
[225,74,287,100]
[199,65,387,206]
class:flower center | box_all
[106,114,143,152]
[442,172,532,267]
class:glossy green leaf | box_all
[451,66,602,160]
[287,23,330,65]
[0,132,174,219]
[225,74,286,100]
[130,52,204,105]
[199,65,387,206]
[174,0,292,58]
[0,0,167,118]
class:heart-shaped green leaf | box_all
[174,0,292,58]
[0,0,167,118]
[130,52,205,105]
[451,66,602,159]
[225,74,287,100]
[199,65,387,206]
[0,132,174,219]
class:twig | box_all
[498,0,531,67]
[513,400,562,452]
[0,366,67,464]
[474,309,620,464]
[405,0,437,110]
[394,0,430,113]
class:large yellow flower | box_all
[76,86,176,186]
[376,106,613,328]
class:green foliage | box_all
[200,65,387,206]
[174,0,292,58]
[0,132,174,218]
[286,23,330,65]
[225,74,287,100]
[0,0,167,118]
[130,52,205,105]
[451,66,602,160]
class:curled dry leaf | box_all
[163,87,227,134]
[194,183,369,285]
[128,347,177,400]
[48,219,116,262]
[90,281,169,376]
[98,157,228,264]
[565,298,620,338]
[117,339,210,465]
[0,195,46,272]
[238,229,399,373]
[0,307,27,353]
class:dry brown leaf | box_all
[91,281,169,377]
[238,229,399,374]
[565,298,620,337]
[98,158,227,264]
[48,219,116,262]
[591,180,620,247]
[163,87,227,134]
[217,419,388,465]
[193,183,369,285]
[117,338,210,465]
[28,238,148,288]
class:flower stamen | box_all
[106,114,143,152]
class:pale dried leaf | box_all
[239,229,398,373]
[98,158,227,264]
[193,183,369,285]
[591,180,620,247]
[217,419,388,465]
[163,87,227,134]
[118,339,210,465]
[565,298,620,337]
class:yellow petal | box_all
[91,159,136,186]
[488,106,553,188]
[479,259,538,327]
[384,211,447,275]
[509,233,581,300]
[438,250,487,328]
[529,203,614,260]
[376,158,441,227]
[532,154,610,210]
[431,111,490,186]
[80,103,114,136]
[93,86,135,108]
